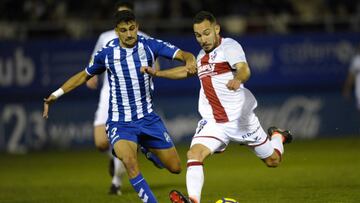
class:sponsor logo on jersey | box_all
[164,132,172,143]
[198,63,215,78]
[210,51,217,61]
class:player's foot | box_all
[140,146,164,169]
[267,126,293,144]
[169,190,193,203]
[108,184,122,195]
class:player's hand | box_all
[141,66,157,77]
[43,95,57,119]
[226,79,241,90]
[86,76,98,90]
[186,64,197,75]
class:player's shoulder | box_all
[98,30,117,41]
[138,30,150,38]
[352,54,360,67]
[221,37,241,47]
[105,38,119,49]
[96,38,119,56]
[196,49,206,59]
[140,36,177,50]
[137,34,149,43]
[354,54,360,61]
[99,30,117,39]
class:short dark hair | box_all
[115,1,134,11]
[193,11,216,24]
[114,10,136,27]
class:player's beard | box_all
[203,43,216,53]
[124,37,137,48]
[203,36,220,53]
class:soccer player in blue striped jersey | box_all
[86,1,159,195]
[43,10,196,203]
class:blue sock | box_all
[130,173,157,203]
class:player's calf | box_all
[94,125,109,151]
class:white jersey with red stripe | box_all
[196,37,257,123]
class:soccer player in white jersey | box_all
[43,10,196,203]
[86,1,159,195]
[142,11,293,203]
[343,44,360,111]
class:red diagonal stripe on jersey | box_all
[201,53,210,64]
[200,54,229,123]
[214,62,232,74]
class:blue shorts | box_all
[106,112,174,149]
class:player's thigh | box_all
[113,140,139,177]
[139,113,175,150]
[228,113,268,146]
[113,140,138,159]
[150,146,181,172]
[191,119,229,155]
[93,124,109,150]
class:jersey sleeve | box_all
[85,49,106,76]
[146,38,180,59]
[223,38,247,68]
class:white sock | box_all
[270,133,284,154]
[186,159,204,203]
[112,157,126,186]
[107,148,113,157]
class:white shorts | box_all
[93,84,109,126]
[190,112,274,159]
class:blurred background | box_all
[1,0,360,153]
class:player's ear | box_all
[215,24,220,35]
[114,26,120,37]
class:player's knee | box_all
[187,150,196,160]
[119,156,138,176]
[264,157,280,168]
[167,161,182,174]
[93,126,109,151]
[167,160,182,174]
[94,141,109,152]
[187,149,203,161]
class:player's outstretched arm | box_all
[226,62,251,90]
[43,70,92,119]
[141,65,191,80]
[141,50,197,80]
[174,50,197,75]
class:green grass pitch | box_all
[1,137,360,203]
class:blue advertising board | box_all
[1,33,359,153]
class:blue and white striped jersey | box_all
[85,35,179,122]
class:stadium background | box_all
[0,0,360,202]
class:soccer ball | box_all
[215,197,238,203]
